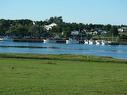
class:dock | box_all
[13,38,44,42]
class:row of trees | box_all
[0,16,126,39]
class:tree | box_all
[28,25,45,38]
[47,16,63,24]
[11,25,28,37]
[110,26,119,37]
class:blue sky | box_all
[0,0,127,25]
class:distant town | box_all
[0,16,127,45]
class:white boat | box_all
[66,38,79,44]
[43,39,47,43]
[0,38,4,41]
[101,40,105,45]
[3,37,12,41]
[0,36,12,41]
[88,40,93,45]
[43,39,57,43]
[95,40,100,45]
[84,40,89,44]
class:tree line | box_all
[0,16,126,39]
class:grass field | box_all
[0,54,127,95]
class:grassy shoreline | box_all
[0,53,126,63]
[0,53,127,95]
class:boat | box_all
[66,38,79,44]
[95,40,100,45]
[84,40,89,44]
[43,39,48,43]
[88,40,93,45]
[0,38,4,41]
[43,38,57,43]
[43,38,66,44]
[0,36,13,41]
[101,40,105,45]
[3,37,12,41]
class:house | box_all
[92,31,98,35]
[118,27,127,33]
[44,23,57,31]
[118,27,127,36]
[71,30,79,35]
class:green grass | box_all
[0,54,127,95]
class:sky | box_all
[0,0,127,25]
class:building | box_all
[118,27,127,33]
[71,30,79,35]
[44,23,57,31]
[118,27,127,36]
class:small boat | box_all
[84,40,89,44]
[3,37,12,41]
[88,40,93,45]
[43,38,66,44]
[101,40,105,45]
[95,40,100,45]
[43,39,57,43]
[66,38,79,44]
[43,39,47,43]
[0,38,4,41]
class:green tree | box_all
[110,26,119,37]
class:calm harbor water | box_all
[0,41,127,59]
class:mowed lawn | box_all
[0,54,127,95]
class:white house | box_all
[44,23,57,31]
[71,30,79,35]
[118,27,127,33]
[118,27,127,36]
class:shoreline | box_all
[0,53,126,63]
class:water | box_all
[0,41,127,59]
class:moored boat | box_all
[84,40,89,44]
[43,38,66,44]
[0,38,4,41]
[66,38,79,44]
[43,39,57,43]
[88,40,93,45]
